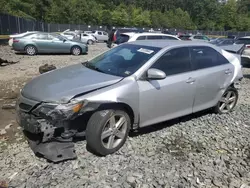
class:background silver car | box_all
[12,32,88,56]
[16,41,242,161]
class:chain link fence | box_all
[1,13,250,37]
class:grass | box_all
[0,35,9,39]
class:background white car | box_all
[60,31,76,40]
[91,30,108,42]
[110,32,181,48]
[80,33,97,44]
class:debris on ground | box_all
[39,64,57,74]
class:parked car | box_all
[12,32,88,56]
[111,28,142,42]
[91,30,108,42]
[73,33,97,44]
[178,34,192,41]
[108,32,180,48]
[16,40,242,161]
[60,30,77,40]
[9,31,38,47]
[211,38,235,46]
[234,36,250,62]
[189,35,210,42]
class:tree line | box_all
[0,0,250,31]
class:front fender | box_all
[76,77,140,124]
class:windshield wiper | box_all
[82,61,106,73]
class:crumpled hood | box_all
[21,63,122,103]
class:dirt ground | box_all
[0,43,107,141]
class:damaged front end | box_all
[16,95,96,162]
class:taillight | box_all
[113,35,116,41]
[13,39,19,43]
[246,45,250,48]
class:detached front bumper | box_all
[16,97,78,162]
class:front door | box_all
[48,34,71,53]
[137,47,196,127]
[190,46,235,113]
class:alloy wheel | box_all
[101,114,127,149]
[219,90,237,113]
[26,46,36,55]
[72,47,81,55]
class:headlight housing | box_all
[32,100,87,120]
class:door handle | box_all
[186,77,196,84]
[225,69,232,74]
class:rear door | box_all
[32,33,50,52]
[190,46,235,113]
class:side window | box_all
[190,46,229,70]
[35,34,48,40]
[136,36,146,40]
[151,47,191,76]
[103,32,108,35]
[98,32,102,35]
[162,36,178,40]
[147,35,163,40]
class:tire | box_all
[87,40,93,45]
[214,86,238,114]
[25,45,37,56]
[71,46,82,56]
[86,109,131,156]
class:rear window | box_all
[235,38,250,45]
[114,34,130,44]
[147,35,163,40]
[162,36,178,40]
[179,36,191,40]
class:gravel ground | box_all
[0,44,250,188]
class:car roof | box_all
[239,36,250,39]
[127,40,216,49]
[122,32,178,37]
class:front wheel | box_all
[214,87,238,114]
[86,109,130,156]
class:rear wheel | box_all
[86,109,130,156]
[71,46,81,56]
[25,45,37,56]
[87,40,93,45]
[214,87,238,114]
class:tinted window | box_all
[98,32,102,35]
[194,36,203,40]
[162,36,178,40]
[84,44,161,77]
[190,46,229,69]
[114,34,130,44]
[35,34,48,40]
[147,35,163,40]
[136,36,146,40]
[151,47,191,76]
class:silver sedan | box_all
[16,41,243,161]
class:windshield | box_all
[83,44,161,77]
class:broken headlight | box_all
[32,100,87,120]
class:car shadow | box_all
[129,109,211,137]
[244,74,250,79]
[73,109,212,142]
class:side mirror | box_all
[147,68,166,80]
